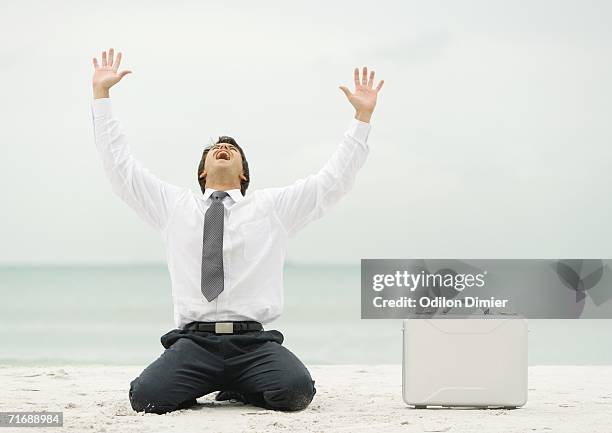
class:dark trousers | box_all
[128,327,317,414]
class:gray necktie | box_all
[201,190,229,302]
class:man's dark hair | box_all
[197,136,250,196]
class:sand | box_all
[1,364,611,433]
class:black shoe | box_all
[215,390,247,404]
[177,398,198,409]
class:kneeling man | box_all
[90,48,384,414]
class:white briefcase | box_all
[402,317,528,408]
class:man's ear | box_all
[199,170,207,179]
[240,173,247,181]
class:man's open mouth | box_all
[215,150,231,161]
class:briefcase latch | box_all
[215,322,233,334]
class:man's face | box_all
[200,142,245,182]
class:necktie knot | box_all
[211,191,229,201]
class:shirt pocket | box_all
[238,217,272,261]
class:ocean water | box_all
[1,265,611,366]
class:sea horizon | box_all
[1,264,611,366]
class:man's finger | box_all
[353,67,360,88]
[362,66,368,85]
[113,52,122,71]
[368,70,375,88]
[108,48,115,67]
[375,79,385,92]
[101,50,107,66]
[339,86,352,99]
[93,57,99,69]
[118,70,132,79]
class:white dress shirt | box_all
[91,98,371,328]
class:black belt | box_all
[183,321,263,334]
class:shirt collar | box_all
[202,187,244,203]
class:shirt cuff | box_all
[91,98,113,119]
[346,117,371,143]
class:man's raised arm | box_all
[267,66,384,237]
[91,48,185,232]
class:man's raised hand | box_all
[92,48,132,99]
[339,66,384,123]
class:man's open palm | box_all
[339,66,384,115]
[92,48,131,90]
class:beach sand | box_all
[1,364,611,433]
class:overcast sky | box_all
[1,0,611,265]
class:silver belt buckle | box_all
[215,322,233,334]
